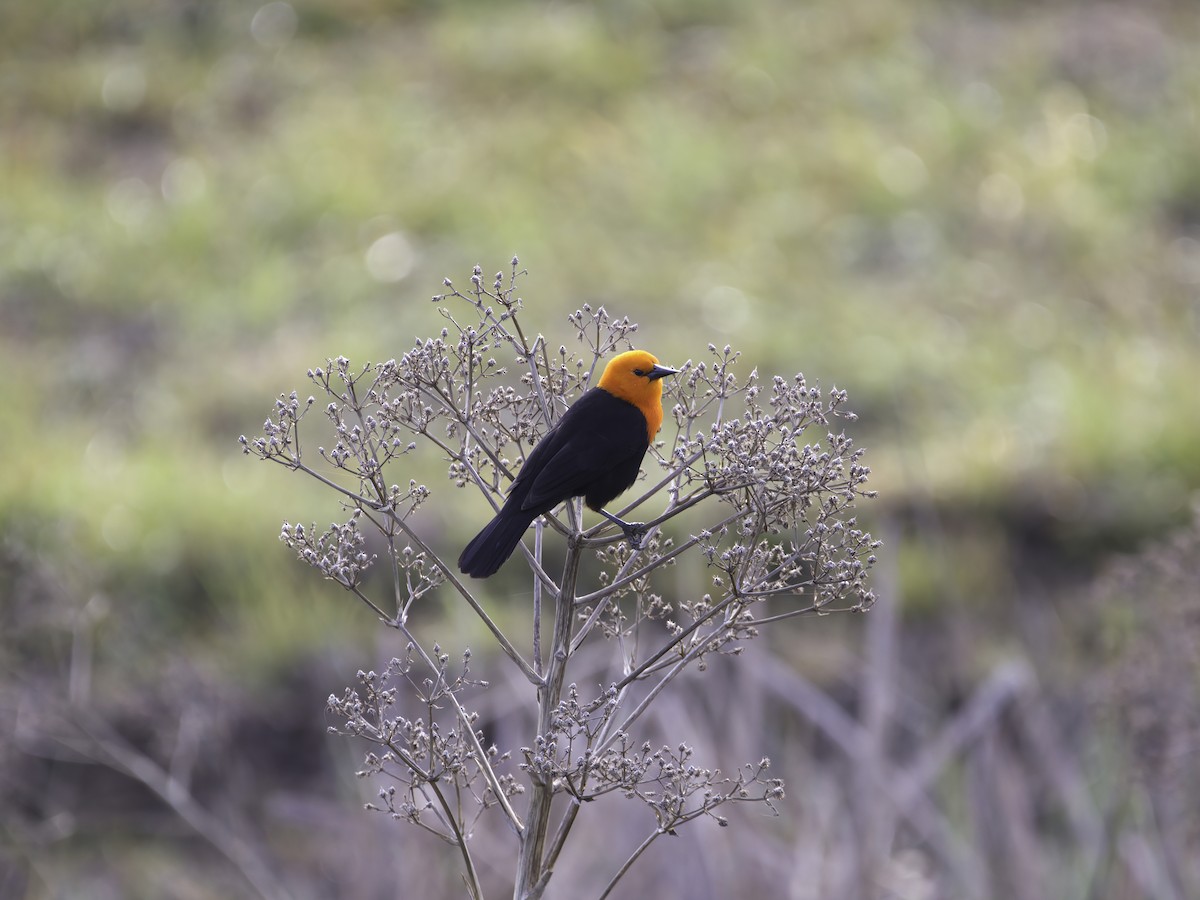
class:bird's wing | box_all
[517,390,649,512]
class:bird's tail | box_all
[458,508,537,578]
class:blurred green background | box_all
[3,0,1199,898]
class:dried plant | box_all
[242,260,878,899]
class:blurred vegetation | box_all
[3,0,1200,896]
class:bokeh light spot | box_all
[365,231,416,283]
[978,172,1024,222]
[101,62,146,112]
[701,285,750,333]
[876,146,929,197]
[161,158,208,206]
[106,177,155,229]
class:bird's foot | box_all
[596,507,651,550]
[622,521,649,550]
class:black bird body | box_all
[458,350,676,578]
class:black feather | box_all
[458,388,650,578]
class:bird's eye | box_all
[632,368,645,377]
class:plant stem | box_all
[596,829,664,900]
[513,535,583,900]
[533,517,544,677]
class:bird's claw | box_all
[623,522,649,550]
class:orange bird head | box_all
[596,350,678,441]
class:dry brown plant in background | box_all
[242,260,878,899]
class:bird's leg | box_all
[597,508,649,550]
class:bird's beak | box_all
[647,363,679,381]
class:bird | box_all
[458,349,678,578]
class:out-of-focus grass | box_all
[3,0,1199,665]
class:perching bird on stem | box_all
[458,349,678,578]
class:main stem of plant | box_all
[513,534,582,900]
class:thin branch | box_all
[580,483,718,544]
[596,829,665,900]
[589,447,710,527]
[598,605,739,754]
[570,592,615,654]
[524,334,555,427]
[611,587,743,691]
[533,517,544,678]
[574,506,745,607]
[379,508,541,686]
[356,586,526,837]
[419,771,485,899]
[539,798,583,883]
[743,603,823,626]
